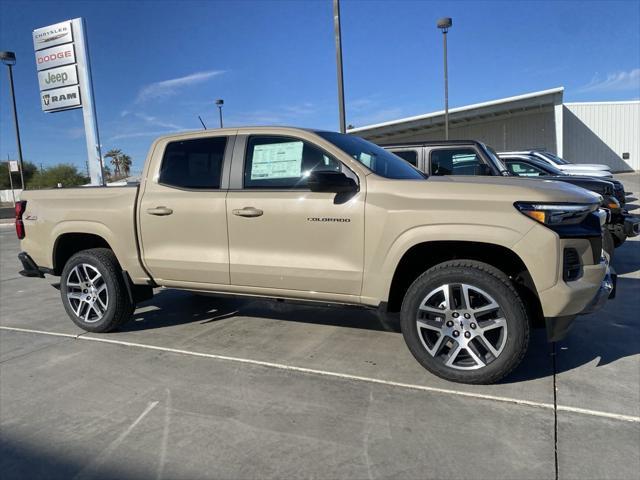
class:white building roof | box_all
[348,87,564,139]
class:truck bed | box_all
[20,185,148,282]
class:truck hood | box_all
[557,164,611,171]
[561,169,613,178]
[423,175,602,204]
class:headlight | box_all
[514,202,598,226]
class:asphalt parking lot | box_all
[1,173,638,480]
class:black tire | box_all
[603,230,615,261]
[400,260,529,384]
[60,248,134,333]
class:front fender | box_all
[361,223,532,305]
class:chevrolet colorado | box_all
[16,128,614,384]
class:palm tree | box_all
[104,149,123,177]
[119,154,132,177]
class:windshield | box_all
[538,151,570,165]
[503,156,566,176]
[316,131,426,180]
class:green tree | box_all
[27,164,89,189]
[0,161,38,189]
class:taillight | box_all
[15,200,26,239]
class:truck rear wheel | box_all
[400,260,529,384]
[60,248,135,333]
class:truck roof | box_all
[378,140,485,148]
[154,126,325,142]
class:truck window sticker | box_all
[250,141,303,180]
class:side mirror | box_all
[474,164,492,176]
[307,171,358,193]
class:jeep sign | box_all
[38,64,78,91]
[35,43,76,71]
[41,85,81,112]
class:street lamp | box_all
[436,17,452,140]
[1,51,25,189]
[215,99,224,128]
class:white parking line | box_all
[2,325,639,424]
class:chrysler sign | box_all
[32,21,73,51]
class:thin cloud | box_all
[108,130,183,141]
[135,70,225,103]
[579,68,640,93]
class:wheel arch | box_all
[385,240,543,327]
[52,231,116,275]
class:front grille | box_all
[563,248,582,282]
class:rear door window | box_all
[430,148,483,175]
[158,136,227,189]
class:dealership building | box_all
[348,87,639,172]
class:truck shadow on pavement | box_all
[120,279,638,385]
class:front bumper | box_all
[544,261,616,342]
[623,215,640,237]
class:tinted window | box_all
[316,132,424,179]
[391,150,418,166]
[159,137,226,189]
[244,136,342,189]
[430,148,483,175]
[505,160,547,177]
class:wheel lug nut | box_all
[470,323,477,329]
[464,331,471,338]
[452,312,459,318]
[464,313,470,319]
[446,321,454,327]
[452,330,460,337]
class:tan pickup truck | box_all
[16,127,615,384]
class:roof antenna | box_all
[198,115,207,130]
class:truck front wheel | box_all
[60,248,135,333]
[400,260,529,384]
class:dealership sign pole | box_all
[33,18,104,185]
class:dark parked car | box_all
[499,153,638,248]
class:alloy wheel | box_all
[416,283,508,370]
[66,263,108,323]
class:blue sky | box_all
[1,0,639,174]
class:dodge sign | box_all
[35,43,76,71]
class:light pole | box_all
[1,51,25,189]
[436,17,452,140]
[333,0,346,133]
[215,99,224,128]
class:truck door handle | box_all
[146,206,173,216]
[232,207,263,218]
